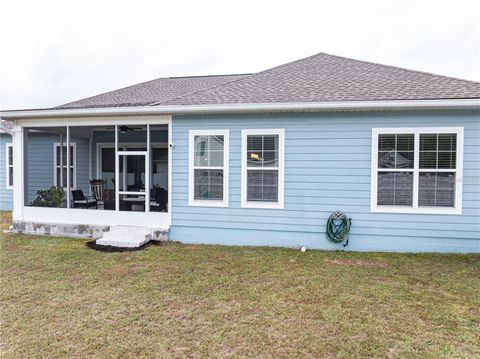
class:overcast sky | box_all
[0,0,479,110]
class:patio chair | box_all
[90,179,107,206]
[151,188,167,212]
[71,190,97,209]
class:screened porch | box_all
[22,124,169,214]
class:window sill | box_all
[371,206,462,215]
[189,200,229,208]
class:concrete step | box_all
[108,225,151,235]
[96,226,151,248]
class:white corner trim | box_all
[370,127,464,215]
[188,129,229,207]
[241,128,285,209]
[1,99,479,119]
[5,143,13,189]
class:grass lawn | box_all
[1,229,479,357]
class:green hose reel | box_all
[326,211,352,247]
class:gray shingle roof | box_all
[56,52,480,109]
[159,53,480,106]
[56,74,250,109]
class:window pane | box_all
[247,170,278,202]
[420,133,456,170]
[377,172,413,206]
[420,134,437,151]
[396,151,414,168]
[8,146,13,166]
[419,151,437,169]
[101,148,115,173]
[56,168,61,187]
[70,168,74,188]
[247,135,263,152]
[263,135,278,152]
[438,151,456,169]
[438,134,456,151]
[378,134,413,169]
[194,169,223,200]
[419,172,455,207]
[8,167,13,186]
[378,151,395,168]
[247,135,279,168]
[63,146,67,165]
[262,151,278,167]
[378,134,395,152]
[397,134,414,151]
[194,135,224,167]
[207,150,224,167]
[62,168,68,188]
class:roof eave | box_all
[1,99,479,120]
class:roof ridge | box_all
[149,73,257,106]
[166,73,251,79]
[150,52,328,106]
[320,52,480,85]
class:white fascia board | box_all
[1,99,479,120]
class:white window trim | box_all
[6,143,13,189]
[53,142,77,189]
[241,128,285,209]
[188,130,229,207]
[371,127,463,215]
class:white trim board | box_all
[188,129,229,207]
[2,99,480,120]
[370,127,464,215]
[241,128,285,209]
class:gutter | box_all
[1,99,479,119]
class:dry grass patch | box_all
[324,258,388,268]
[1,233,479,358]
[0,211,11,231]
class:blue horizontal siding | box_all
[0,134,13,210]
[170,110,480,252]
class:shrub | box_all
[32,186,65,208]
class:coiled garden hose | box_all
[326,211,352,247]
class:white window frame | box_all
[241,129,285,209]
[6,143,13,189]
[53,142,77,189]
[188,130,229,207]
[371,127,463,215]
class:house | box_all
[1,52,479,252]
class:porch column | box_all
[145,124,150,212]
[66,126,71,208]
[115,125,119,211]
[12,125,24,221]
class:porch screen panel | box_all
[24,127,68,207]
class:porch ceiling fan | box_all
[105,125,144,133]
